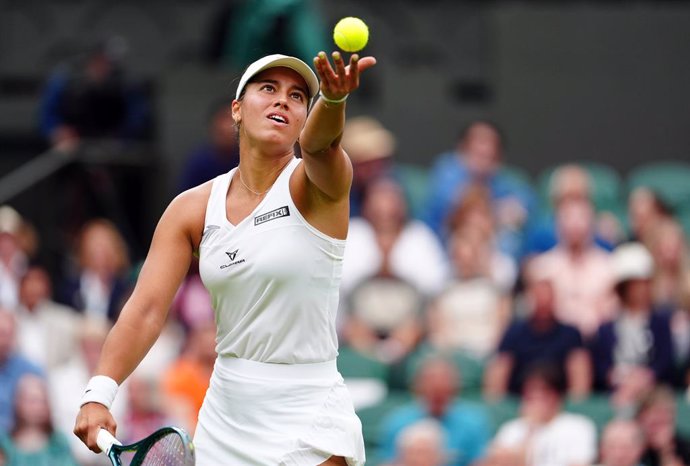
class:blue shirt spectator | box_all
[522,164,616,258]
[379,400,490,466]
[589,243,675,393]
[591,310,675,390]
[177,144,239,193]
[484,275,591,400]
[378,356,491,466]
[177,100,239,193]
[424,122,536,258]
[39,40,150,147]
[0,311,43,434]
[498,319,584,395]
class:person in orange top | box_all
[161,322,216,433]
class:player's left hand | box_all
[313,51,376,102]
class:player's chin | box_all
[262,130,298,148]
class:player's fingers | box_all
[314,52,339,87]
[357,56,377,73]
[312,55,326,81]
[332,51,347,84]
[106,419,118,437]
[347,55,361,90]
[312,53,330,84]
[73,417,88,441]
[86,425,102,453]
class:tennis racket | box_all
[97,426,195,466]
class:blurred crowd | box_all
[1,111,689,466]
[0,9,689,463]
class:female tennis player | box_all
[74,50,376,465]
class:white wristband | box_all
[319,91,348,105]
[80,375,119,410]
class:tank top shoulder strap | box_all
[269,157,301,202]
[204,168,235,227]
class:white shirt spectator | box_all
[342,217,449,296]
[493,412,597,466]
[49,356,129,466]
[16,300,80,369]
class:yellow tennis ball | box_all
[333,17,369,53]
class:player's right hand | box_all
[74,402,117,453]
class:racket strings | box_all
[137,433,193,466]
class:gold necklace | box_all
[237,159,292,196]
[238,169,269,196]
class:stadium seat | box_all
[676,394,690,437]
[627,160,690,211]
[564,394,614,434]
[500,164,533,190]
[678,205,690,237]
[484,396,520,433]
[395,163,429,221]
[337,346,389,381]
[356,390,414,448]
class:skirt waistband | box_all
[216,356,338,380]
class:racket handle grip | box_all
[97,429,122,454]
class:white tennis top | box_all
[198,158,345,364]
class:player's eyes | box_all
[291,92,304,101]
[260,84,275,92]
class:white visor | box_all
[235,54,320,101]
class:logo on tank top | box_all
[220,249,245,269]
[254,206,290,226]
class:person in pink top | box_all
[527,197,616,339]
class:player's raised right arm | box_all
[74,185,207,452]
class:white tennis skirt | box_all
[193,357,365,466]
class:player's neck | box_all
[237,150,293,195]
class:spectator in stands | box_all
[590,243,674,406]
[119,375,176,445]
[636,386,690,466]
[341,176,449,297]
[341,116,397,218]
[646,218,690,310]
[444,184,518,293]
[39,38,150,150]
[523,164,618,258]
[177,100,239,193]
[162,321,216,433]
[204,0,327,69]
[671,277,690,389]
[425,121,535,256]
[170,266,215,331]
[483,272,591,400]
[58,219,131,322]
[341,277,424,365]
[48,318,127,465]
[15,266,80,370]
[528,197,616,339]
[627,187,673,244]
[0,309,42,434]
[595,419,646,466]
[426,222,513,362]
[378,356,491,466]
[487,363,597,466]
[385,419,447,466]
[0,206,29,310]
[0,374,77,465]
